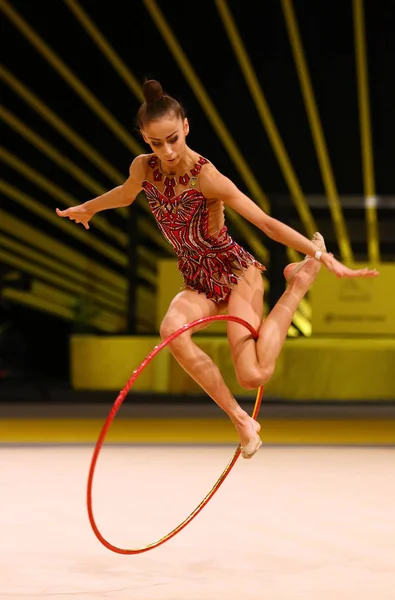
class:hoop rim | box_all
[87,314,264,554]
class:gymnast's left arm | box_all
[200,166,379,278]
[200,166,323,258]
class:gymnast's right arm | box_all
[55,156,145,230]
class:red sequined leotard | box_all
[142,155,265,303]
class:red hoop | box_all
[87,315,263,554]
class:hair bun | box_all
[143,79,163,103]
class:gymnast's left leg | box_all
[227,257,322,391]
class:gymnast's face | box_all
[141,115,189,170]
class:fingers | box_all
[325,256,380,278]
[74,219,90,230]
[342,269,379,278]
[56,207,68,216]
[350,267,379,277]
[55,207,89,229]
[355,270,379,277]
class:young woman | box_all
[56,80,378,458]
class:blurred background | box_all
[1,0,394,445]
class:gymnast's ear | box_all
[183,118,189,137]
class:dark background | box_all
[3,1,394,194]
[1,0,394,382]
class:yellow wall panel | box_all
[311,264,395,335]
[71,335,395,400]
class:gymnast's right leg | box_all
[160,289,256,449]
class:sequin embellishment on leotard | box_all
[142,155,265,302]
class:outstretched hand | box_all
[321,253,379,278]
[55,205,92,230]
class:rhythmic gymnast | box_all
[56,79,378,459]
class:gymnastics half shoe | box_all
[241,419,262,459]
[284,232,327,283]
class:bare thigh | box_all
[226,266,265,385]
[160,288,225,339]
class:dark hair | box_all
[137,79,185,128]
